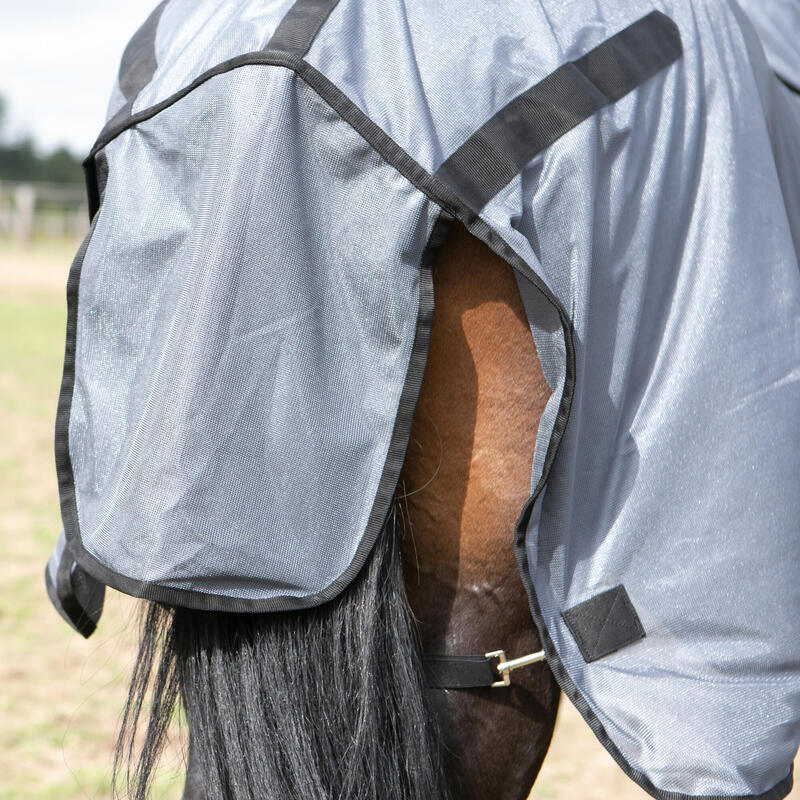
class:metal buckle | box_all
[485,650,511,688]
[485,648,546,688]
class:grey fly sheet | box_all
[46,1,800,798]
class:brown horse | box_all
[399,222,559,800]
[124,222,558,800]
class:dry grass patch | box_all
[0,240,183,800]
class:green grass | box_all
[0,248,184,799]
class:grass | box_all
[0,238,184,800]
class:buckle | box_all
[485,648,546,688]
[485,650,511,688]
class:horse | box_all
[113,222,560,800]
[49,3,800,798]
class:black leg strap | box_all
[422,654,499,689]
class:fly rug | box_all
[46,1,800,799]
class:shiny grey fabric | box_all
[48,0,799,797]
[311,1,800,794]
[737,0,800,89]
[135,0,295,111]
[479,3,800,795]
[71,64,436,599]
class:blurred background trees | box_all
[0,93,87,242]
[0,94,84,185]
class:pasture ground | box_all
[0,240,184,800]
[0,239,796,800]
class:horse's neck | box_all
[399,224,559,800]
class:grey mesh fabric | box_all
[74,67,436,602]
[736,0,800,91]
[46,1,799,798]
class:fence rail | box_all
[0,180,89,241]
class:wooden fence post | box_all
[13,183,36,243]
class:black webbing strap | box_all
[268,0,340,56]
[423,655,499,689]
[435,10,683,213]
[96,0,170,157]
[118,0,170,102]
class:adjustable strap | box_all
[423,655,499,689]
[423,649,547,689]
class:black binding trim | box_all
[423,655,498,689]
[268,0,340,56]
[84,150,100,222]
[54,224,95,524]
[50,546,102,639]
[435,10,683,212]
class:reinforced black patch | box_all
[435,10,683,212]
[562,585,645,662]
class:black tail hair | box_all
[113,506,450,800]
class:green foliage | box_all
[0,93,83,185]
[0,137,38,182]
[0,138,83,184]
[41,147,84,184]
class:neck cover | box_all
[45,2,800,798]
